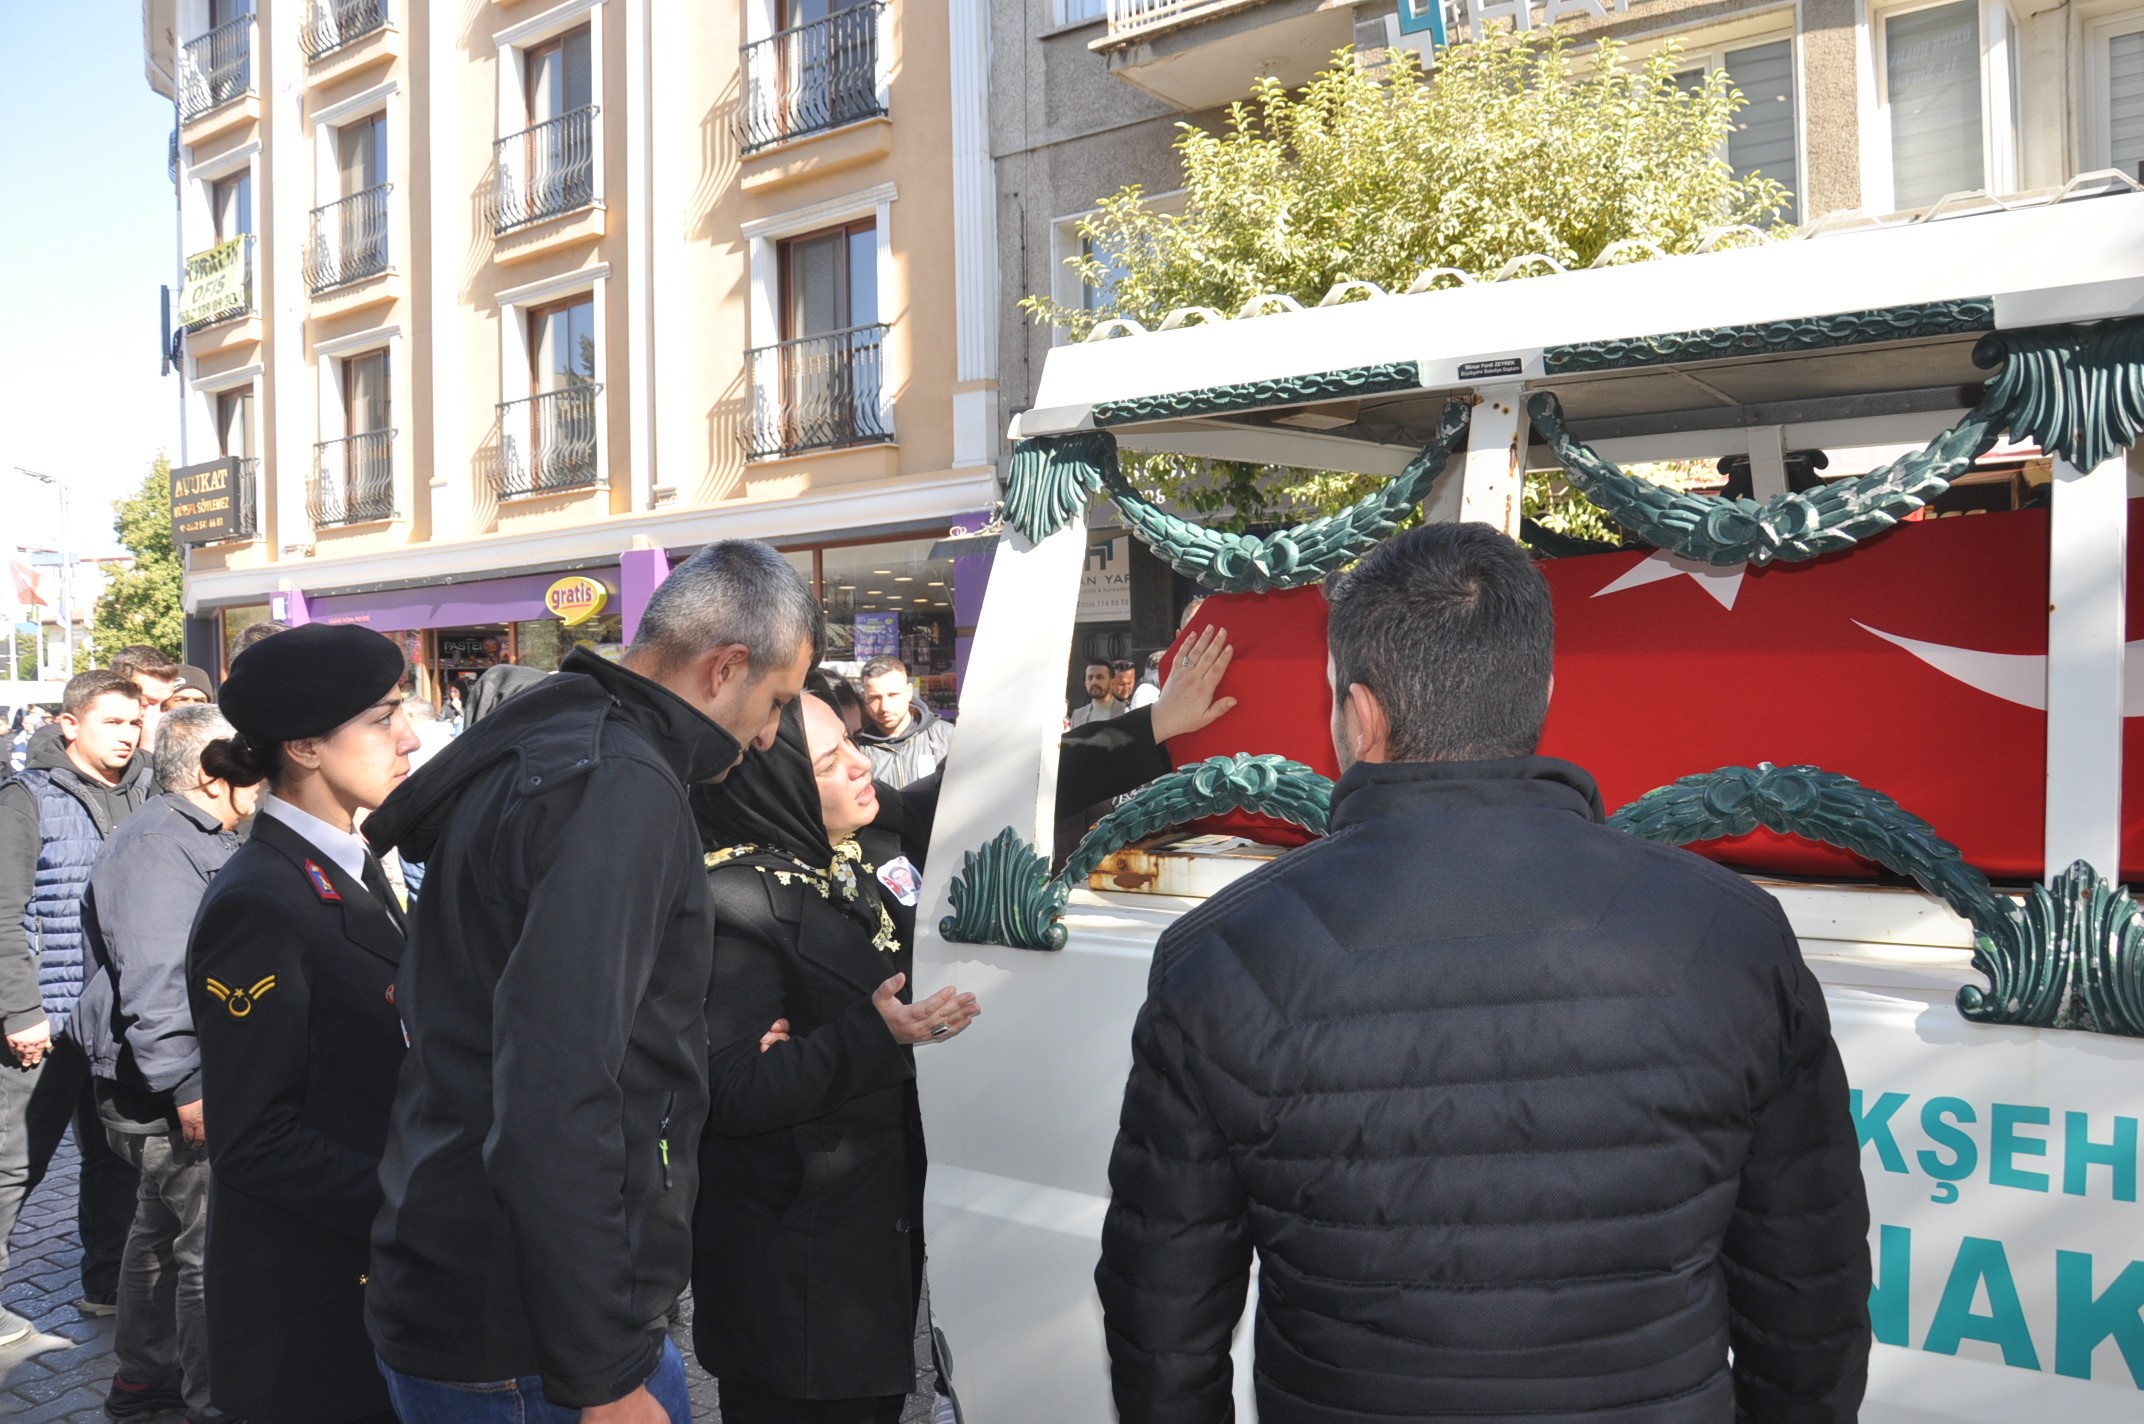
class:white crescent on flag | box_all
[1854,621,2144,715]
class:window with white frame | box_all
[495,269,607,497]
[1674,36,1800,222]
[1048,192,1182,342]
[742,189,894,460]
[1058,0,1108,24]
[491,2,603,233]
[2087,8,2144,176]
[314,346,396,526]
[1869,0,2021,212]
[309,100,392,293]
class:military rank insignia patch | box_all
[204,975,279,1019]
[305,860,342,903]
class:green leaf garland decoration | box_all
[1527,393,2001,567]
[1608,763,2144,1040]
[939,754,1335,951]
[1001,401,1471,591]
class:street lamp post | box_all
[13,468,74,677]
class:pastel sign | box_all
[544,576,609,627]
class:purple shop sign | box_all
[306,569,617,631]
[854,610,901,659]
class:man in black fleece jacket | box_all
[1097,523,1870,1423]
[362,542,820,1424]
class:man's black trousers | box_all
[0,1032,142,1300]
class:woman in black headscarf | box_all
[691,629,1239,1423]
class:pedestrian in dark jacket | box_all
[0,669,153,1341]
[1097,523,1872,1424]
[856,657,954,786]
[77,704,255,1420]
[363,540,821,1424]
[694,628,1241,1422]
[185,624,418,1424]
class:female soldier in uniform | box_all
[187,625,416,1424]
[692,628,1237,1422]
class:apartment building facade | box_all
[996,0,2144,445]
[144,0,998,711]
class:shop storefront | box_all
[777,527,988,715]
[294,567,625,708]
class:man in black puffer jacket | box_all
[1097,523,1870,1424]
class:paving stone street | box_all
[4,1137,940,1422]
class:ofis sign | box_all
[544,575,609,627]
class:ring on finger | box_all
[930,1022,950,1038]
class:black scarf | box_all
[692,696,890,942]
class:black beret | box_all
[220,624,407,743]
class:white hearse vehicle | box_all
[913,181,2144,1422]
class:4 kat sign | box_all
[1396,0,1639,50]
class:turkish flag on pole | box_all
[8,560,53,610]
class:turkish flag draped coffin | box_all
[1157,501,2144,883]
[1159,585,1340,848]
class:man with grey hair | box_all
[77,704,258,1420]
[363,540,820,1424]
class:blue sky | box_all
[0,3,182,558]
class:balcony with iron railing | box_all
[228,457,262,541]
[303,0,390,62]
[744,324,890,461]
[489,106,598,235]
[739,2,886,154]
[306,185,392,294]
[309,430,397,527]
[178,15,254,124]
[497,385,603,498]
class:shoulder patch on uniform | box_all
[304,860,342,903]
[203,975,279,1019]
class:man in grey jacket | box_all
[77,706,255,1420]
[856,657,954,787]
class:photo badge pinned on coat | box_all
[875,856,921,907]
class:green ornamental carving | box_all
[1528,393,2002,566]
[1975,317,2144,473]
[1541,299,1996,375]
[1960,862,2144,1037]
[1608,763,2144,1040]
[1002,400,1473,591]
[939,753,1335,952]
[1090,361,1423,426]
[1000,431,1117,545]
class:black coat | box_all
[362,649,740,1407]
[187,811,406,1424]
[691,701,1173,1399]
[1097,758,1871,1424]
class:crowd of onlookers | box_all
[1,636,278,1420]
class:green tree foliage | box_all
[1022,33,1789,527]
[91,459,186,668]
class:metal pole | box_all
[58,479,73,676]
